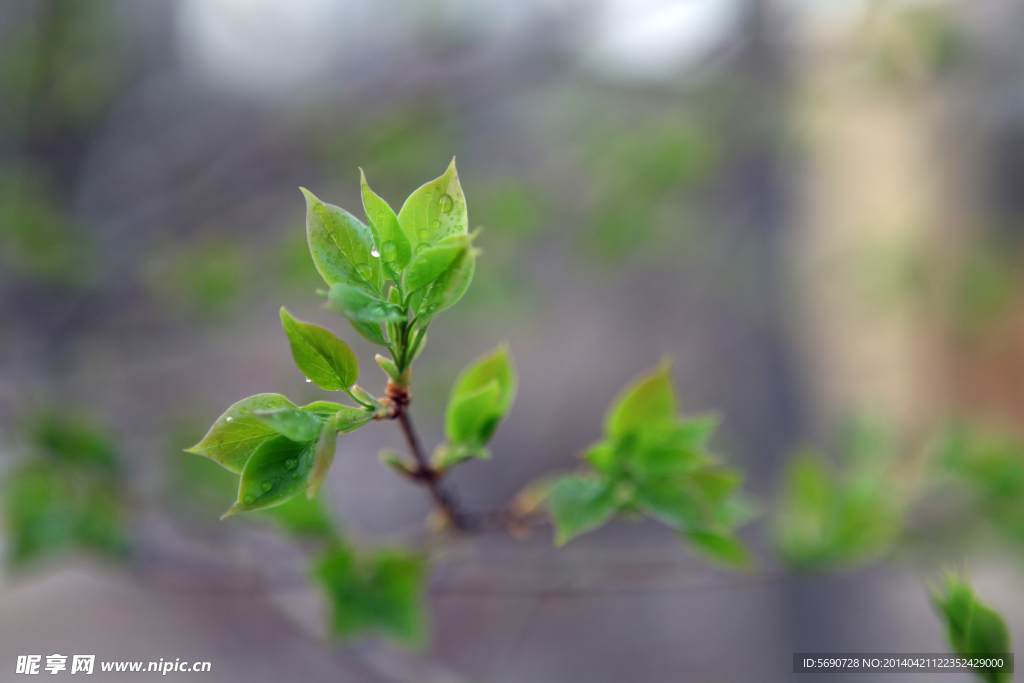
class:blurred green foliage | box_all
[0,164,87,284]
[143,238,250,320]
[774,420,906,571]
[3,411,130,568]
[578,117,720,261]
[936,425,1024,547]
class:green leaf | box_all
[334,406,375,433]
[360,169,411,274]
[301,401,348,417]
[349,319,389,346]
[633,477,710,530]
[375,354,402,382]
[549,474,618,546]
[449,345,517,417]
[396,158,468,251]
[583,441,619,476]
[415,246,475,324]
[683,530,752,570]
[443,345,517,450]
[404,235,471,292]
[223,435,316,517]
[280,308,359,391]
[313,543,428,646]
[254,408,325,442]
[327,284,405,323]
[186,394,297,474]
[445,380,503,447]
[932,573,1012,682]
[307,422,337,499]
[606,362,677,440]
[300,187,382,292]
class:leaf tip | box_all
[220,504,242,520]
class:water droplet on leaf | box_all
[243,495,256,505]
[261,481,273,492]
[305,378,312,383]
[381,241,398,261]
[432,220,440,228]
[424,192,432,199]
[285,458,298,470]
[439,194,454,212]
[355,264,373,280]
[291,472,299,478]
[418,229,429,240]
[370,247,380,258]
[226,417,233,422]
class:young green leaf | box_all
[633,477,709,530]
[549,474,619,546]
[375,354,402,383]
[606,362,677,440]
[449,345,517,417]
[404,235,472,292]
[334,406,375,433]
[349,319,389,347]
[223,435,316,517]
[415,246,475,324]
[301,401,348,417]
[186,394,298,474]
[280,308,359,391]
[254,408,325,443]
[445,380,502,447]
[932,573,1012,682]
[307,422,337,499]
[301,187,382,292]
[360,169,411,273]
[683,530,752,570]
[396,158,467,251]
[327,284,405,323]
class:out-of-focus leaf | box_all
[223,435,316,517]
[444,380,502,448]
[932,572,1012,683]
[313,542,427,646]
[449,345,517,417]
[186,394,297,474]
[260,491,336,539]
[397,158,467,251]
[549,474,618,546]
[684,530,752,570]
[606,362,676,440]
[280,308,359,391]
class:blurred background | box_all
[3,0,1024,680]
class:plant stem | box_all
[395,409,469,530]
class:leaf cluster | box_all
[773,421,906,572]
[546,363,754,569]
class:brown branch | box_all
[394,409,471,530]
[383,381,544,534]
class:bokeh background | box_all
[3,0,1024,681]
